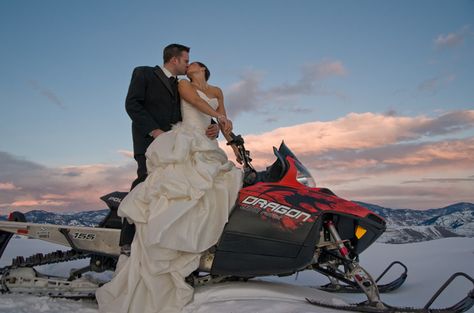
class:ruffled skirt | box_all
[96,123,242,313]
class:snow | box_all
[1,237,473,313]
[0,295,98,313]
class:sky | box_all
[0,0,473,213]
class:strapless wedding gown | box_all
[96,90,242,313]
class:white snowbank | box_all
[1,237,473,313]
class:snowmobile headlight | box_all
[355,225,367,239]
[296,175,316,188]
[293,159,317,188]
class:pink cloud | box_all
[118,150,134,159]
[219,110,474,209]
[221,110,474,168]
[0,154,135,213]
[0,182,19,190]
[338,183,474,210]
[2,110,473,213]
[384,139,474,166]
[11,199,68,207]
[42,194,70,200]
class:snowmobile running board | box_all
[0,221,121,256]
[307,271,474,313]
[320,261,408,294]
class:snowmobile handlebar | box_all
[226,132,252,166]
[226,132,245,146]
[227,132,258,185]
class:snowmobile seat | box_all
[98,191,128,229]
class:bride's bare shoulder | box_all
[208,85,223,98]
[178,79,194,92]
[178,78,191,85]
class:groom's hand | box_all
[150,129,164,138]
[205,124,219,139]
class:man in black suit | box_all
[120,44,219,251]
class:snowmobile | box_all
[0,134,473,312]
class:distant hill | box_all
[1,202,473,244]
[0,209,108,227]
[354,202,474,243]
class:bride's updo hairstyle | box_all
[192,62,211,81]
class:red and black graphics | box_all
[212,145,385,277]
[237,185,317,232]
[236,180,379,232]
[225,154,385,245]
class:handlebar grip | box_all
[226,133,244,146]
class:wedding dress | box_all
[96,90,243,313]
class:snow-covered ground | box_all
[1,237,473,313]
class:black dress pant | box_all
[119,154,147,246]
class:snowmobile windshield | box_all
[278,143,316,187]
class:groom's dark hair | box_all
[163,44,190,63]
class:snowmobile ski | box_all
[320,261,408,293]
[307,272,474,313]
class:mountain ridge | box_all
[354,201,474,243]
[1,202,473,244]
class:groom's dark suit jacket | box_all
[125,66,181,155]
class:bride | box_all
[96,62,242,313]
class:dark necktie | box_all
[169,76,179,103]
[169,76,178,92]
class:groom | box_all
[121,43,219,251]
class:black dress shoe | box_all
[120,244,131,257]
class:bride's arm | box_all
[214,87,240,162]
[178,80,221,119]
[214,87,227,117]
[179,81,232,133]
[213,86,233,134]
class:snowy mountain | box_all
[0,209,108,227]
[355,202,474,243]
[1,202,473,244]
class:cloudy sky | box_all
[0,0,473,213]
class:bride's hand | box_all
[217,115,232,134]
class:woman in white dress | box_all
[96,62,242,313]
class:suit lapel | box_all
[153,66,174,95]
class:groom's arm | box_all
[125,67,161,136]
